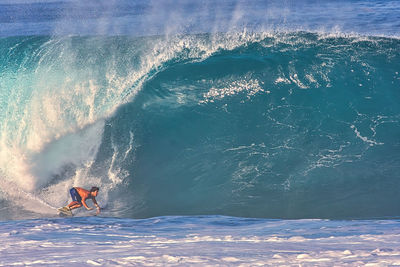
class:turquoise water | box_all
[1,32,399,220]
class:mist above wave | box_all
[1,0,399,37]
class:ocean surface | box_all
[1,0,400,265]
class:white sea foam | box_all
[201,78,266,103]
[1,216,400,266]
[350,124,384,146]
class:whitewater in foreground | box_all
[1,216,400,266]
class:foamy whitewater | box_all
[1,0,400,265]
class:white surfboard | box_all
[57,206,73,217]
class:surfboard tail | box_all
[58,206,73,216]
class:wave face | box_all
[1,32,399,220]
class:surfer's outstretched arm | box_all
[92,197,100,214]
[82,199,93,210]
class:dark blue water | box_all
[0,0,399,221]
[1,0,400,36]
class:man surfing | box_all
[58,187,101,216]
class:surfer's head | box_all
[90,187,99,196]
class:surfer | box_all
[66,187,101,215]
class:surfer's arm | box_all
[82,199,93,210]
[92,197,101,214]
[92,197,99,207]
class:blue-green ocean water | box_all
[0,0,400,221]
[100,33,400,219]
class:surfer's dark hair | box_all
[90,187,99,192]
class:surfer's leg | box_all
[68,201,82,210]
[68,188,83,210]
